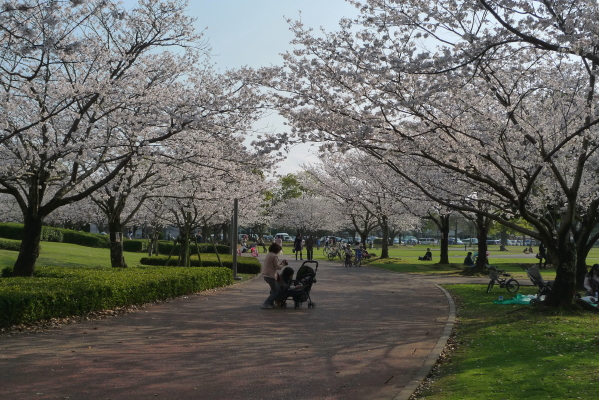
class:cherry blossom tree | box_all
[264,0,599,306]
[302,152,419,258]
[139,136,272,266]
[271,194,346,236]
[0,0,274,276]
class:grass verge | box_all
[414,284,599,400]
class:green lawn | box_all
[0,242,255,281]
[416,285,599,400]
[0,242,146,269]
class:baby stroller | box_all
[278,261,318,309]
[520,264,553,305]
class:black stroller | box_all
[520,264,552,305]
[278,261,318,309]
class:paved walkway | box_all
[0,258,468,400]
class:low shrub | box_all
[139,254,261,274]
[0,238,22,252]
[157,242,230,255]
[0,223,25,240]
[0,223,110,248]
[123,240,145,253]
[41,226,63,242]
[60,230,110,248]
[0,265,233,327]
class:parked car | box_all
[462,238,478,245]
[419,238,437,245]
[486,239,500,245]
[448,237,463,245]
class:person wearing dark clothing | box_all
[305,235,314,260]
[418,248,432,261]
[463,252,475,267]
[584,264,599,297]
[257,237,267,253]
[294,234,303,261]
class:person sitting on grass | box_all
[463,252,475,267]
[418,248,432,261]
[584,264,599,297]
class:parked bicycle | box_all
[486,266,519,293]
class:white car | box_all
[419,238,437,245]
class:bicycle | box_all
[343,248,353,267]
[353,249,363,267]
[486,266,519,293]
[326,246,339,261]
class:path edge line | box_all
[391,283,456,400]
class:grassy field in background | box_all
[0,242,255,281]
[284,243,599,280]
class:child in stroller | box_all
[277,267,304,309]
[277,262,318,309]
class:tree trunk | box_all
[575,247,589,289]
[500,230,508,246]
[571,224,596,289]
[471,213,490,273]
[380,215,390,259]
[438,215,450,264]
[109,220,127,268]
[12,213,43,277]
[180,223,191,267]
[545,242,577,307]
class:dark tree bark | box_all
[350,211,376,247]
[438,215,450,264]
[12,212,43,277]
[427,214,450,264]
[379,215,390,259]
[472,214,492,272]
[545,242,577,307]
[109,219,127,269]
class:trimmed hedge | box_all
[157,242,230,255]
[122,240,230,255]
[0,223,110,248]
[0,265,233,327]
[0,223,26,240]
[0,223,230,254]
[60,230,109,248]
[123,240,144,252]
[139,254,261,274]
[0,238,22,252]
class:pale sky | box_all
[185,0,361,175]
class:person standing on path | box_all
[261,242,288,309]
[274,235,283,254]
[305,235,314,260]
[294,233,303,261]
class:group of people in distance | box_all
[292,233,316,261]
